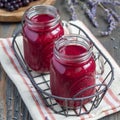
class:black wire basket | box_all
[12,22,114,116]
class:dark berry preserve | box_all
[50,35,96,108]
[22,5,64,72]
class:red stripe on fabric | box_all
[103,111,110,116]
[103,108,117,117]
[99,77,120,104]
[80,115,89,119]
[80,118,86,120]
[99,78,118,113]
[1,40,46,120]
[107,88,120,104]
[103,95,118,112]
[100,77,120,104]
[104,96,118,112]
[7,38,56,120]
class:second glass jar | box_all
[50,35,96,108]
[22,5,64,72]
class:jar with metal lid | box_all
[50,35,97,108]
[22,5,64,72]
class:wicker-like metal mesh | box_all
[12,23,114,116]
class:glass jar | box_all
[50,35,96,107]
[22,5,64,72]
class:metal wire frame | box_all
[12,23,114,116]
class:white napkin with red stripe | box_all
[0,20,120,120]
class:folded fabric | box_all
[0,20,120,120]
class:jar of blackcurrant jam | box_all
[50,35,96,108]
[22,5,64,72]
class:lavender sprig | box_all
[71,0,79,5]
[91,3,98,17]
[84,6,99,27]
[87,0,98,7]
[65,0,78,20]
[100,0,120,6]
[86,0,99,17]
[101,9,118,36]
[109,8,120,22]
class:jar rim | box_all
[23,5,60,28]
[54,34,93,63]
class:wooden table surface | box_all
[0,0,120,120]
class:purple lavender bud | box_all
[72,0,79,5]
[101,8,118,36]
[91,5,97,17]
[85,8,99,27]
[87,0,98,7]
[101,31,109,36]
[109,9,120,22]
[71,13,78,20]
[109,21,117,29]
[65,0,78,20]
[101,30,112,36]
[114,1,120,5]
[108,15,115,23]
[101,0,120,6]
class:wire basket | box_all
[12,23,114,116]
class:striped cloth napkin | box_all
[0,20,120,120]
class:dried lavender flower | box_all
[114,1,120,6]
[101,0,120,6]
[72,0,79,5]
[85,7,99,27]
[91,4,98,17]
[65,0,78,20]
[87,0,98,7]
[109,8,120,22]
[101,9,118,36]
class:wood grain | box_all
[0,0,55,22]
[0,65,7,120]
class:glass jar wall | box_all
[50,35,96,108]
[22,5,64,72]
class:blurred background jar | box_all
[50,35,96,108]
[22,5,64,72]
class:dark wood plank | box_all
[0,23,18,38]
[0,65,7,120]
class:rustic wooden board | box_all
[0,65,7,120]
[0,0,55,22]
